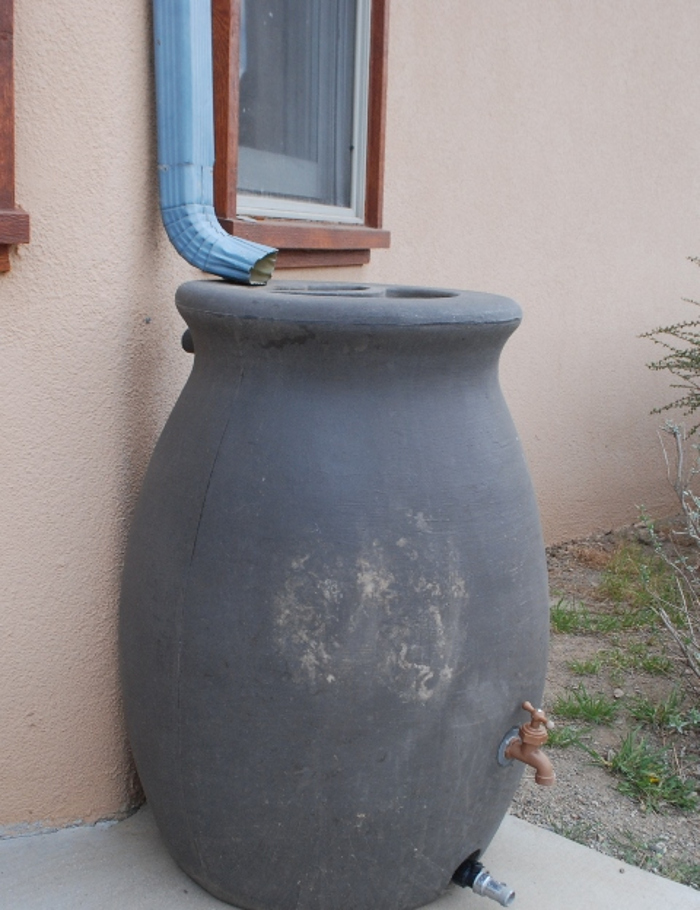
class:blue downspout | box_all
[153,0,277,285]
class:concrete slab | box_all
[0,806,697,910]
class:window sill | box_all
[0,207,30,271]
[219,217,390,269]
[1,0,30,273]
[0,207,30,244]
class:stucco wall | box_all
[1,0,199,830]
[2,0,699,826]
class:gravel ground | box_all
[511,749,700,880]
[508,530,700,889]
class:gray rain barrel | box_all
[119,280,549,910]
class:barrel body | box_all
[120,280,549,910]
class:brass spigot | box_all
[503,701,556,786]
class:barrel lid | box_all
[176,280,522,328]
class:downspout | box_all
[153,0,277,285]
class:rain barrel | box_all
[119,280,549,910]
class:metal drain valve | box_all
[453,853,515,906]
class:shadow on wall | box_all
[112,51,195,805]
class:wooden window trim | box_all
[212,0,390,269]
[0,0,29,272]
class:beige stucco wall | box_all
[2,0,699,826]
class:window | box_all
[237,0,368,223]
[0,0,30,272]
[212,0,390,268]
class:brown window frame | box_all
[0,0,29,272]
[212,0,390,269]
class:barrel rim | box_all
[175,279,523,328]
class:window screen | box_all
[238,0,366,217]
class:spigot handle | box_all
[522,701,549,730]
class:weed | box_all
[639,654,674,675]
[550,598,592,634]
[602,729,698,811]
[664,859,700,890]
[642,270,700,433]
[643,280,700,681]
[626,639,658,657]
[598,542,677,613]
[641,476,700,682]
[608,666,626,689]
[549,821,595,846]
[597,645,672,676]
[552,687,618,724]
[546,725,584,748]
[610,831,700,888]
[608,830,660,871]
[629,689,683,726]
[567,657,601,676]
[629,690,700,733]
[550,594,658,637]
[593,607,657,632]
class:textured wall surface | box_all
[338,0,700,540]
[1,0,699,825]
[1,0,198,830]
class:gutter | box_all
[153,0,277,285]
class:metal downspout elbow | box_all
[152,0,277,285]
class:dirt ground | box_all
[509,527,700,889]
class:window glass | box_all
[237,0,368,220]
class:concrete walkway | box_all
[0,806,697,910]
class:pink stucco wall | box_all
[2,0,699,826]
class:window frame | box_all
[0,0,29,272]
[212,0,390,269]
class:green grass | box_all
[550,597,657,636]
[567,657,602,675]
[550,598,593,633]
[664,859,700,890]
[597,644,672,676]
[602,730,698,811]
[598,542,677,611]
[637,654,673,675]
[593,608,657,632]
[567,643,672,682]
[547,536,700,879]
[629,689,700,733]
[546,724,584,748]
[552,686,618,724]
